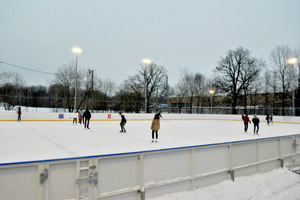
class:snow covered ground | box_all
[149,168,300,200]
[0,114,299,164]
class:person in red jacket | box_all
[243,114,251,132]
[17,107,22,121]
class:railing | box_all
[0,134,299,200]
[155,107,300,116]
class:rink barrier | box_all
[1,118,300,124]
[0,134,300,200]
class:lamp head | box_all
[72,47,82,54]
[287,57,298,65]
[142,58,152,65]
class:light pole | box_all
[142,58,152,113]
[72,47,82,112]
[209,90,215,114]
[287,57,299,116]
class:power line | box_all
[0,60,55,75]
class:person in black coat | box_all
[83,108,91,129]
[252,114,260,135]
[119,112,127,133]
[266,113,270,125]
[17,107,22,121]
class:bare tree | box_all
[178,70,197,113]
[194,73,206,113]
[98,78,116,98]
[174,81,186,114]
[215,47,264,114]
[0,71,25,110]
[270,45,297,113]
[52,63,85,112]
[125,63,168,113]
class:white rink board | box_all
[0,135,299,200]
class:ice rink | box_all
[1,114,300,164]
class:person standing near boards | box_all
[17,107,21,121]
[252,114,260,135]
[119,112,127,133]
[80,109,84,124]
[151,113,161,143]
[243,114,251,132]
[83,108,91,129]
[266,113,270,125]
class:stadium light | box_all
[287,57,299,116]
[72,47,82,112]
[209,90,215,114]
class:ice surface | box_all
[0,114,299,164]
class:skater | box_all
[17,107,21,121]
[266,113,270,125]
[151,113,160,142]
[252,114,260,135]
[119,112,127,133]
[270,114,273,125]
[73,112,77,125]
[83,108,91,129]
[80,109,84,124]
[243,114,251,132]
[78,111,81,124]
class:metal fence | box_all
[155,107,300,116]
[0,134,299,200]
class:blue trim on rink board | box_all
[1,133,299,166]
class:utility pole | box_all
[166,76,169,113]
[89,69,95,112]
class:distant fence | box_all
[154,107,300,116]
[0,134,299,200]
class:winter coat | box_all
[120,115,127,123]
[151,118,160,131]
[83,109,91,119]
[243,115,251,124]
[252,117,260,125]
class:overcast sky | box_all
[0,0,299,87]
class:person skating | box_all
[270,114,273,125]
[17,107,21,121]
[119,112,127,133]
[80,109,84,124]
[266,113,270,125]
[83,108,91,129]
[151,113,161,142]
[252,114,260,135]
[243,114,251,132]
[78,111,81,124]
